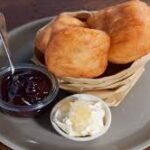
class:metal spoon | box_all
[0,13,15,74]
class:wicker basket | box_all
[32,10,150,107]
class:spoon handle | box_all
[0,13,15,74]
[0,13,8,46]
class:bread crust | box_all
[35,13,87,54]
[45,27,110,78]
[88,0,150,64]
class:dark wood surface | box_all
[0,0,150,149]
[0,0,128,30]
[0,143,11,150]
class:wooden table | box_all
[0,0,150,149]
[0,143,11,150]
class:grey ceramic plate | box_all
[0,17,150,150]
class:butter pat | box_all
[53,96,106,137]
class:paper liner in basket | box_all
[32,10,150,107]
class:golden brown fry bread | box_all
[87,0,150,64]
[35,14,86,54]
[52,13,87,33]
[35,22,52,54]
[45,27,110,78]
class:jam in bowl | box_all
[0,64,59,117]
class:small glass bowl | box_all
[0,64,59,117]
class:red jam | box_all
[0,69,51,106]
